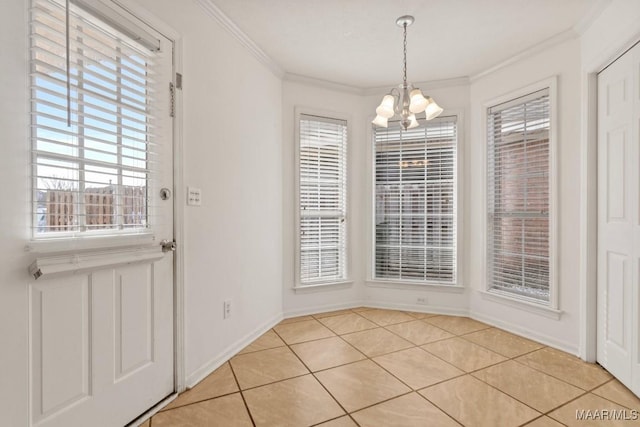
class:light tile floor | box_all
[149,308,640,427]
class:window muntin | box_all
[31,0,158,237]
[487,88,551,303]
[298,114,348,285]
[374,117,457,284]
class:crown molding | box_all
[572,0,612,35]
[194,0,285,79]
[469,29,578,82]
[363,76,470,96]
[283,73,365,95]
[194,0,608,92]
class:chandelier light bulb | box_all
[407,114,419,129]
[424,97,444,120]
[372,114,389,128]
[409,89,428,113]
[376,94,396,118]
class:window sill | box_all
[479,290,563,320]
[25,232,157,254]
[292,280,353,294]
[366,280,465,293]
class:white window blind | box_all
[374,117,457,283]
[298,114,347,285]
[30,0,160,237]
[487,88,550,303]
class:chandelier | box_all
[372,15,443,130]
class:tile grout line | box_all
[278,311,465,423]
[319,314,472,422]
[519,414,566,427]
[377,317,576,423]
[456,329,545,357]
[403,326,542,423]
[226,361,257,427]
[509,349,612,393]
[161,309,618,426]
[270,326,355,424]
[590,378,640,410]
[413,390,465,427]
[460,341,580,417]
[380,321,458,348]
[315,311,380,336]
[307,413,361,427]
[233,371,314,393]
[355,336,475,395]
[541,390,592,423]
[462,338,616,420]
[153,389,245,414]
[465,339,628,423]
[236,344,287,356]
[277,311,539,425]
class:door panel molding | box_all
[29,276,91,424]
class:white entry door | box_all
[597,41,640,395]
[27,1,175,425]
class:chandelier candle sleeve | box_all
[372,15,443,130]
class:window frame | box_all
[28,0,165,250]
[367,110,464,288]
[294,107,351,289]
[483,77,558,309]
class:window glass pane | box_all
[374,117,457,283]
[31,0,156,237]
[298,115,347,285]
[487,89,550,302]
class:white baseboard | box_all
[184,302,579,392]
[364,300,469,317]
[470,310,579,356]
[284,300,471,319]
[283,301,366,318]
[185,311,284,388]
[360,299,579,356]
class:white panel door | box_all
[27,7,175,427]
[597,41,640,395]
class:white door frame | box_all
[580,33,640,362]
[111,0,187,396]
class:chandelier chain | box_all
[402,23,408,87]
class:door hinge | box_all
[169,82,175,118]
[176,72,183,89]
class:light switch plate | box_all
[187,187,202,206]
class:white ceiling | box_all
[210,0,602,88]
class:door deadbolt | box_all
[160,188,171,200]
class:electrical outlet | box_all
[416,297,428,305]
[223,299,232,319]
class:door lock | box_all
[160,188,172,200]
[160,239,176,252]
